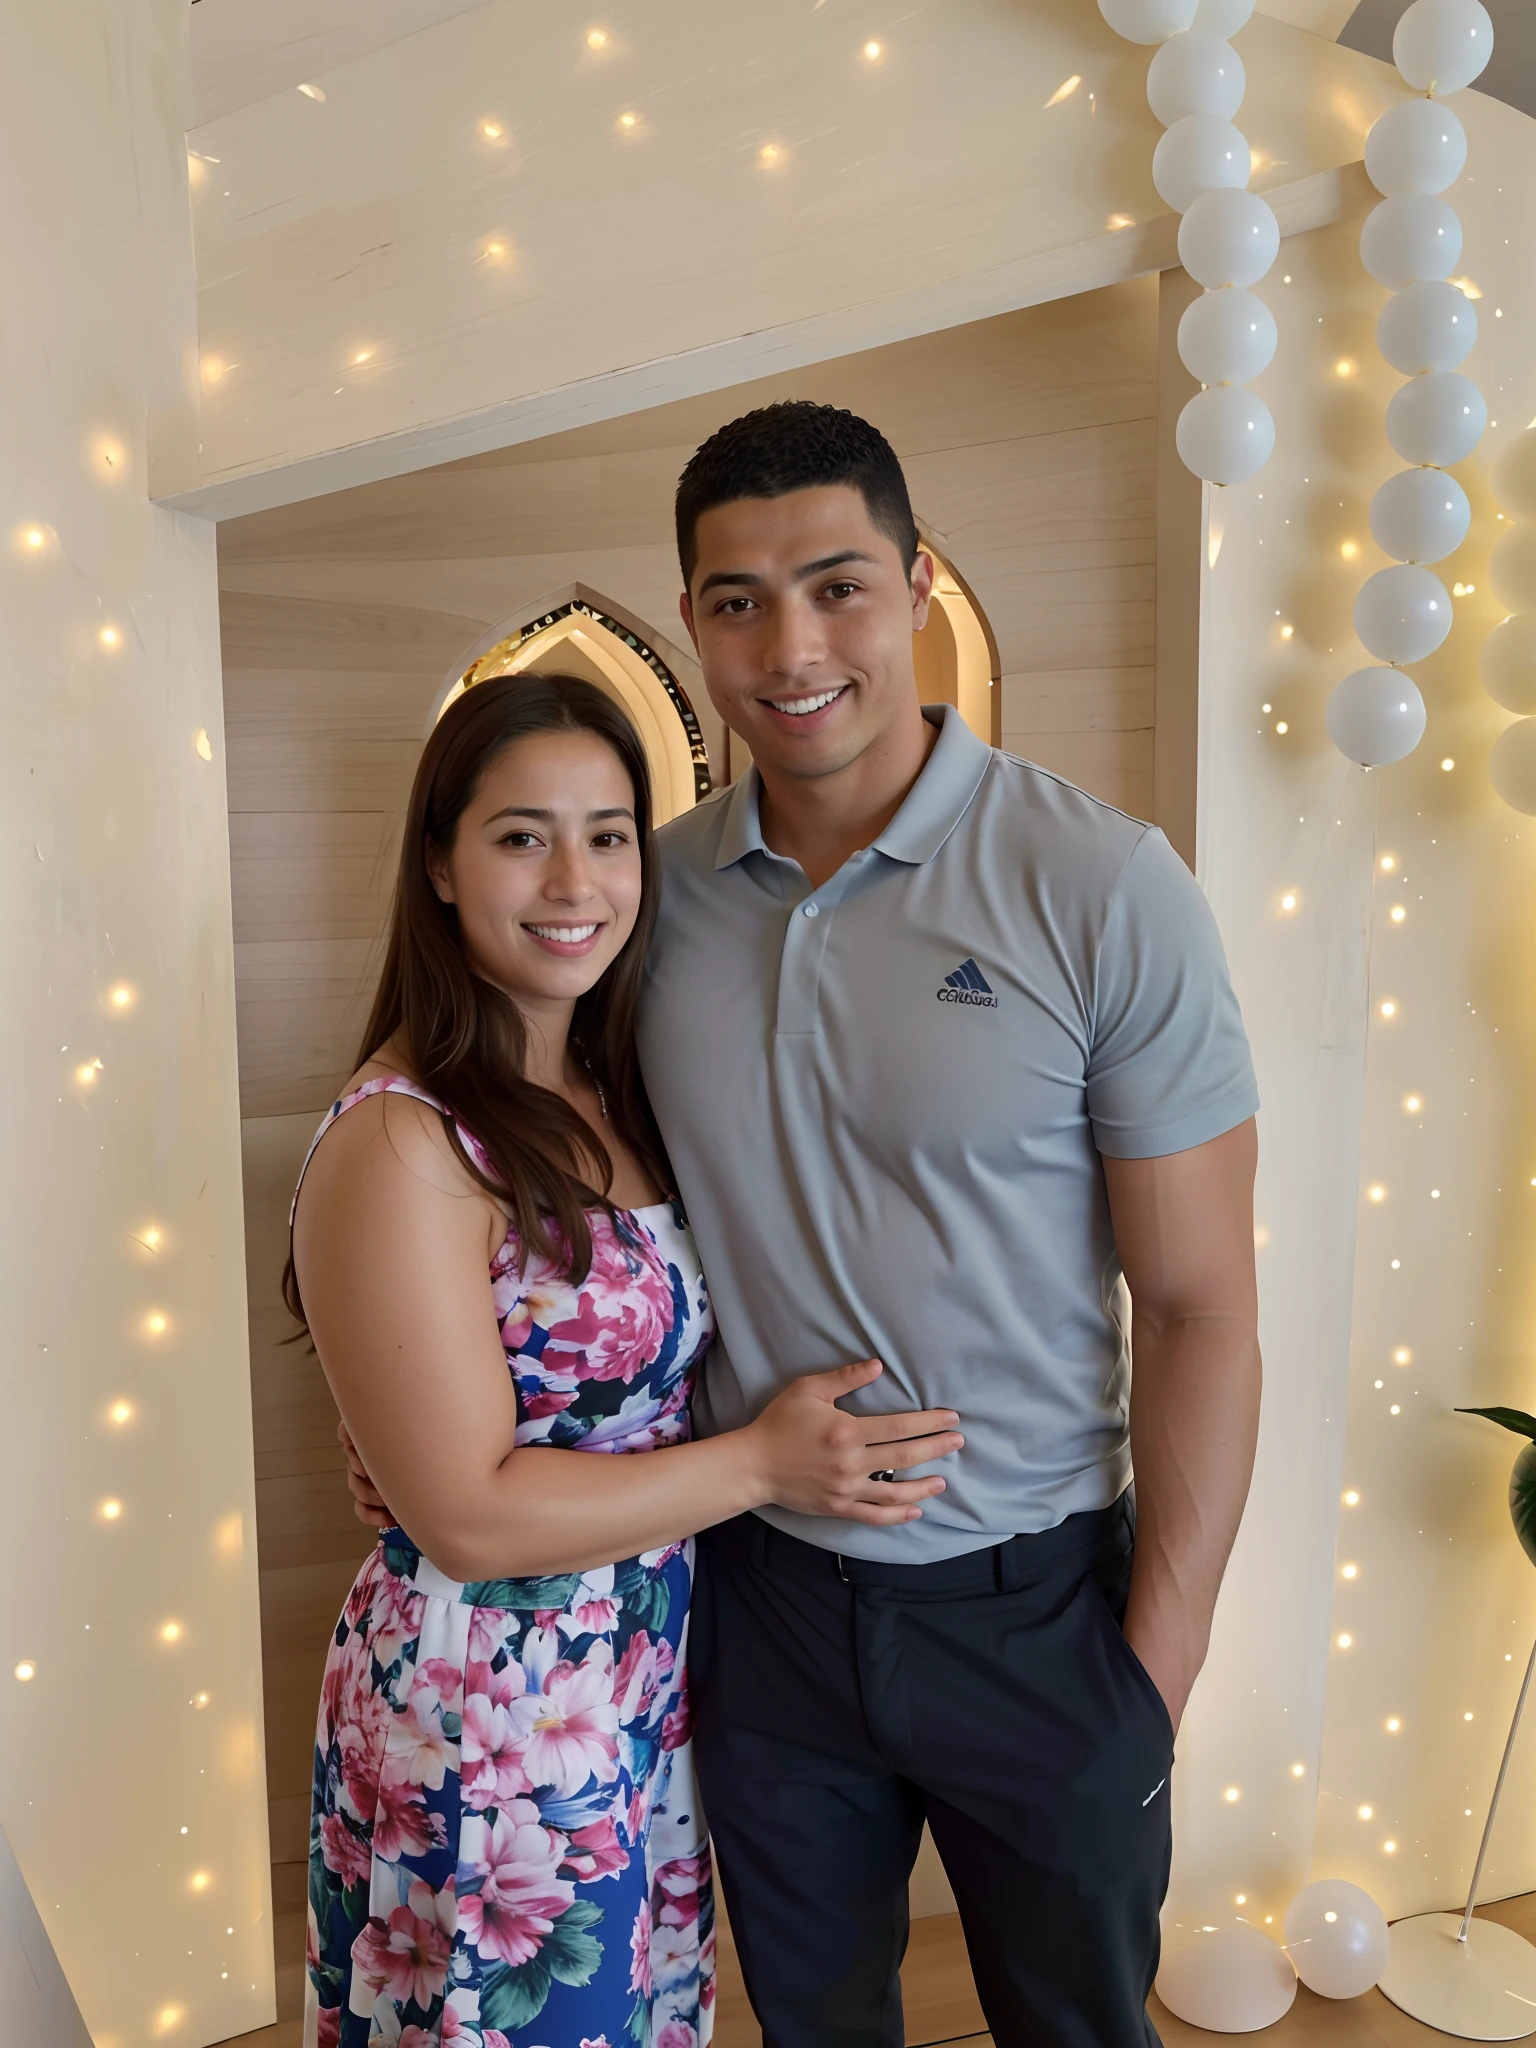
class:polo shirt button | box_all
[802,901,820,918]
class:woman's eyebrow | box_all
[481,805,635,824]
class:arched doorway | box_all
[436,586,713,823]
[912,533,1002,748]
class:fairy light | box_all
[1223,1786,1241,1803]
[92,433,126,480]
[137,1224,162,1250]
[352,348,373,365]
[15,1661,36,1682]
[99,624,121,651]
[144,1311,169,1338]
[98,1498,123,1523]
[1338,1633,1353,1649]
[1358,1804,1373,1819]
[1275,720,1289,735]
[1380,1000,1398,1020]
[1341,1562,1358,1578]
[200,355,229,387]
[1325,1911,1339,1924]
[75,1058,103,1087]
[108,982,135,1010]
[1335,358,1357,378]
[1441,757,1456,772]
[109,1399,135,1426]
[758,141,783,165]
[160,1620,183,1645]
[1044,73,1081,108]
[1403,1095,1422,1114]
[585,28,608,47]
[297,82,325,101]
[1107,213,1134,230]
[1280,892,1298,913]
[189,1870,212,1893]
[864,39,886,63]
[191,1692,210,1710]
[618,111,639,131]
[481,120,504,140]
[1384,1840,1398,1853]
[1393,1347,1410,1365]
[1236,1894,1247,1905]
[1340,539,1360,561]
[481,237,510,262]
[1343,1490,1360,1505]
[1368,1183,1386,1202]
[1280,623,1294,640]
[1390,1403,1401,1414]
[1464,1711,1474,1721]
[1390,904,1406,923]
[1291,1762,1306,1777]
[1380,854,1396,872]
[1386,1717,1401,1732]
[194,729,214,762]
[153,2005,185,2037]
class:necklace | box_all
[576,1048,609,1121]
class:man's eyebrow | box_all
[696,549,878,597]
[481,805,636,825]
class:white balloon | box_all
[1481,615,1536,715]
[1283,1881,1391,1998]
[1489,526,1536,613]
[1355,565,1453,664]
[1377,279,1477,374]
[1386,370,1487,467]
[1153,114,1251,212]
[1157,1926,1298,2033]
[1327,669,1428,766]
[1179,187,1280,287]
[1490,717,1536,816]
[1370,467,1471,564]
[1492,429,1536,518]
[1177,385,1274,483]
[1393,0,1495,96]
[1365,98,1468,196]
[1192,0,1255,29]
[1099,0,1199,41]
[1178,287,1277,385]
[1360,193,1464,288]
[1148,32,1246,123]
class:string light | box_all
[1291,1762,1306,1777]
[1393,1346,1410,1365]
[1368,1183,1386,1203]
[191,1692,211,1710]
[1390,904,1406,923]
[92,433,127,481]
[1384,1840,1397,1853]
[618,112,639,131]
[864,39,887,63]
[481,120,504,140]
[1357,1804,1373,1819]
[144,1311,170,1338]
[1464,1711,1474,1721]
[1337,1633,1353,1648]
[200,355,230,387]
[108,982,136,1011]
[1343,1490,1360,1505]
[14,522,53,558]
[1380,1000,1398,1020]
[1335,358,1357,378]
[1380,854,1396,872]
[1325,1911,1339,1924]
[194,729,214,762]
[1275,720,1289,734]
[1223,1786,1241,1802]
[1280,892,1298,913]
[1044,73,1081,107]
[15,1661,36,1682]
[98,1498,123,1523]
[585,28,609,47]
[1386,1717,1401,1732]
[153,2005,185,2037]
[1441,757,1456,772]
[297,82,326,101]
[99,624,122,651]
[351,348,373,366]
[160,1620,183,1645]
[1403,1095,1422,1114]
[1280,623,1294,640]
[758,142,784,165]
[108,1399,135,1426]
[189,1870,212,1893]
[1106,213,1134,230]
[1340,539,1360,561]
[1341,1562,1358,1578]
[480,237,511,263]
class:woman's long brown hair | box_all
[283,672,672,1330]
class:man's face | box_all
[680,484,934,781]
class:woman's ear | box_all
[424,838,455,906]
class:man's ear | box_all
[909,547,937,634]
[679,587,699,653]
[424,838,455,906]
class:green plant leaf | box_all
[1455,1407,1536,1440]
[480,1955,554,2032]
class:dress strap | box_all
[289,1074,456,1228]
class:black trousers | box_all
[689,1496,1173,2048]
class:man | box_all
[344,402,1261,2045]
[640,403,1261,2047]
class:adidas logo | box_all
[936,958,999,1009]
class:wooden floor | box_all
[221,1890,1536,2047]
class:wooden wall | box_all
[220,275,1159,2005]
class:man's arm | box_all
[1101,1117,1261,1734]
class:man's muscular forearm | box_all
[1121,1307,1261,1732]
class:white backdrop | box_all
[0,4,273,2045]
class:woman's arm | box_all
[295,1092,962,1582]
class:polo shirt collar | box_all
[713,705,992,872]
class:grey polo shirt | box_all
[637,706,1259,1562]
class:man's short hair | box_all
[675,400,919,587]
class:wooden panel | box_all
[1154,269,1206,871]
[1001,667,1155,736]
[230,812,400,945]
[235,939,377,1117]
[999,728,1155,822]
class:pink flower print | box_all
[366,1571,422,1669]
[315,2005,341,2048]
[319,1810,373,1891]
[653,1909,703,1993]
[562,1565,620,1638]
[397,1698,456,1794]
[371,1764,446,1862]
[508,1651,620,1795]
[458,1805,575,1968]
[337,1721,382,1816]
[459,1692,534,1812]
[628,1899,654,1997]
[560,1815,630,1881]
[350,1875,454,2010]
[484,2034,513,2048]
[524,1385,581,1420]
[614,1631,675,1726]
[661,1688,693,1752]
[546,1286,672,1385]
[656,2025,698,2048]
[580,2038,614,2048]
[306,1901,322,1972]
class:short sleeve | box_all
[1086,827,1259,1159]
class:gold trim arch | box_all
[434,586,712,824]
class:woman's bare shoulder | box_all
[302,1061,482,1213]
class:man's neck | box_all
[756,704,939,890]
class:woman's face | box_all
[427,730,644,1012]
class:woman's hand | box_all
[745,1359,963,1525]
[339,1420,394,1531]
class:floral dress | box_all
[294,1077,717,2048]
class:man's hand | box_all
[338,1420,394,1532]
[1103,1120,1262,1737]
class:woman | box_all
[288,674,963,2048]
